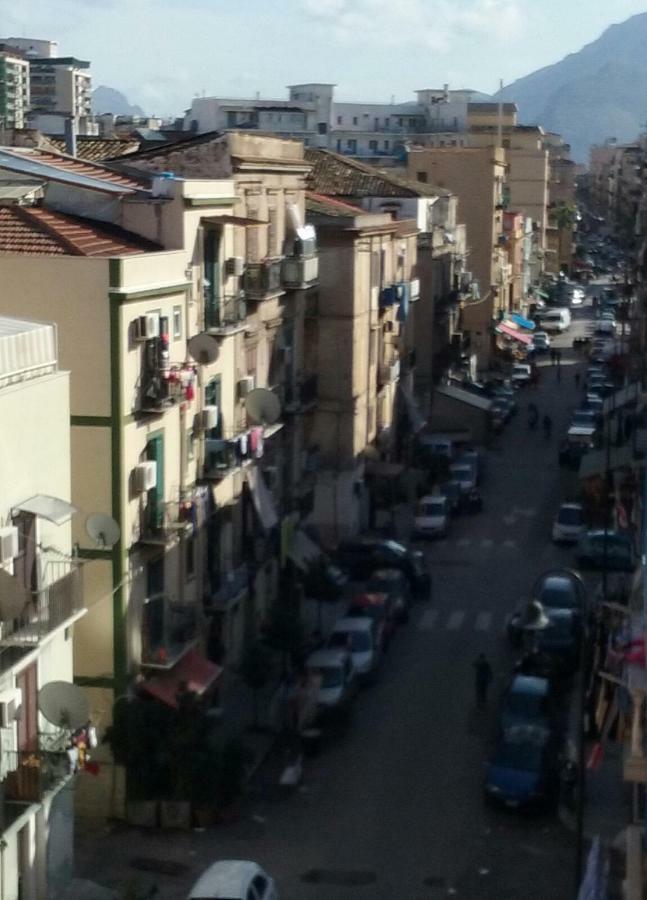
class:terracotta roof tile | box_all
[306,191,366,218]
[0,147,146,191]
[0,205,161,257]
[305,148,448,199]
[47,137,142,163]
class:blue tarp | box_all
[510,314,535,330]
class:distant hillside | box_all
[92,86,145,117]
[496,13,647,162]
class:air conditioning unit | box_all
[134,314,160,341]
[263,466,279,490]
[134,461,157,493]
[200,405,219,430]
[226,256,245,277]
[0,688,21,728]
[237,375,255,398]
[0,527,19,565]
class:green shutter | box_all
[204,230,221,329]
[147,434,165,529]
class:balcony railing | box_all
[0,562,84,648]
[4,750,72,803]
[205,293,247,334]
[282,254,319,289]
[138,492,197,546]
[204,438,239,480]
[141,594,198,669]
[244,259,284,299]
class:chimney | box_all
[64,116,77,157]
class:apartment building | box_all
[0,45,30,130]
[408,146,509,372]
[0,315,86,900]
[304,149,468,392]
[182,84,475,165]
[0,144,311,816]
[303,194,418,539]
[544,132,578,274]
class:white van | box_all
[540,309,570,333]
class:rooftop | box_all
[0,147,147,194]
[0,204,161,256]
[306,191,367,218]
[468,102,518,113]
[47,137,141,163]
[305,148,449,199]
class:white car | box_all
[305,648,357,718]
[327,617,378,683]
[188,860,278,900]
[414,494,450,538]
[552,503,586,543]
[511,363,532,386]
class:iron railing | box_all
[0,562,83,648]
[141,594,197,669]
[205,294,247,331]
[244,259,283,299]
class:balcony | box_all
[0,562,84,649]
[141,593,198,669]
[244,258,284,300]
[205,293,247,335]
[4,750,72,803]
[378,354,401,385]
[138,492,196,547]
[208,563,249,612]
[204,438,239,480]
[282,254,319,289]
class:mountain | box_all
[496,13,647,162]
[92,86,145,117]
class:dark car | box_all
[334,538,431,598]
[500,675,553,733]
[366,568,411,623]
[507,574,584,646]
[346,591,396,650]
[534,609,581,675]
[484,725,561,811]
[576,530,635,573]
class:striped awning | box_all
[496,322,533,345]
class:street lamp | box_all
[523,568,588,898]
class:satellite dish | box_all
[39,681,90,731]
[0,569,28,621]
[86,513,121,549]
[187,333,219,365]
[245,388,281,425]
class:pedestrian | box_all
[575,371,581,389]
[556,349,562,366]
[474,653,493,707]
[550,348,556,366]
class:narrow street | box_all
[77,294,602,899]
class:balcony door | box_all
[16,662,38,751]
[204,229,221,329]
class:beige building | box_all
[304,192,418,540]
[0,315,86,900]
[467,101,517,129]
[408,146,509,371]
[0,45,30,130]
[0,144,314,817]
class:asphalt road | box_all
[77,287,609,900]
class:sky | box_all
[2,0,647,117]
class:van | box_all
[540,309,570,333]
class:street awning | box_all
[141,648,222,709]
[13,494,77,526]
[288,529,324,572]
[510,314,535,331]
[398,382,426,433]
[246,466,279,531]
[579,445,635,480]
[496,322,533,345]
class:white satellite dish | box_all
[245,388,281,426]
[86,513,121,549]
[187,333,219,365]
[0,569,28,621]
[39,681,90,731]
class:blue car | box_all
[500,675,551,733]
[484,725,560,811]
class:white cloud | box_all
[300,0,525,50]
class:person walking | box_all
[556,349,562,366]
[474,653,493,707]
[550,348,557,366]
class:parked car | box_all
[576,530,635,572]
[334,537,431,597]
[346,591,396,650]
[441,480,464,514]
[552,503,586,543]
[484,725,561,811]
[327,617,379,683]
[534,572,586,615]
[188,861,278,900]
[511,363,532,386]
[594,319,615,335]
[414,494,450,539]
[449,461,477,494]
[534,608,581,675]
[500,675,552,733]
[366,568,411,623]
[305,648,358,721]
[460,445,486,478]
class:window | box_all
[353,116,358,125]
[186,429,195,463]
[317,122,327,134]
[398,117,403,127]
[417,171,428,183]
[408,117,415,127]
[385,117,390,127]
[336,139,342,151]
[203,229,221,328]
[453,116,459,128]
[347,139,357,153]
[384,140,389,150]
[337,115,342,125]
[369,140,378,151]
[172,305,182,340]
[374,117,379,129]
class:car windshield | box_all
[330,630,371,652]
[505,691,544,719]
[558,507,583,526]
[313,665,343,689]
[382,540,407,558]
[540,582,578,609]
[421,501,445,516]
[539,615,573,641]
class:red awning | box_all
[496,322,533,345]
[141,648,222,709]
